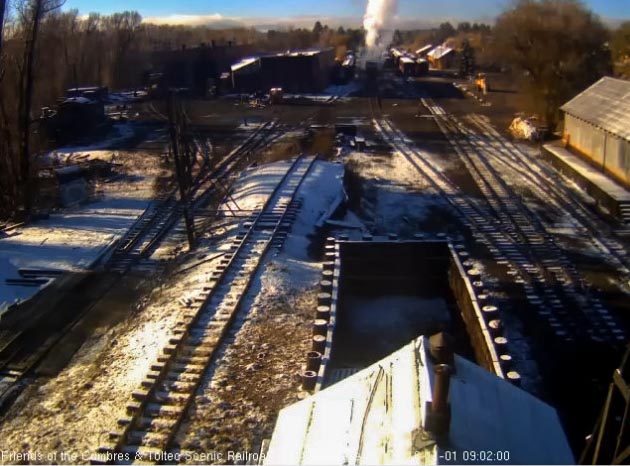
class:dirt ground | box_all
[1,67,629,462]
[175,266,317,461]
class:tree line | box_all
[0,0,629,220]
[395,1,628,130]
[0,5,367,219]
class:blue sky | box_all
[62,0,629,23]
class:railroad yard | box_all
[0,65,629,465]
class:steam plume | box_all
[363,0,398,53]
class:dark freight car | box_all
[399,57,416,77]
[260,49,335,93]
[150,42,256,96]
[230,49,335,93]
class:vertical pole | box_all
[167,92,196,250]
[432,364,452,415]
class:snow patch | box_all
[39,123,135,166]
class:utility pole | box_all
[167,91,196,250]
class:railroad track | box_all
[0,118,305,413]
[422,99,628,342]
[463,112,630,276]
[375,116,626,347]
[146,102,168,122]
[106,121,280,273]
[0,122,283,404]
[92,155,316,464]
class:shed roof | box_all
[561,77,630,141]
[230,57,259,73]
[416,44,433,55]
[427,45,453,60]
[275,49,328,58]
[264,336,574,465]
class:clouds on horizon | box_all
[141,13,473,30]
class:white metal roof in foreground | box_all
[560,76,630,142]
[264,337,574,465]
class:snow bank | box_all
[226,160,295,212]
[0,196,151,309]
[323,81,362,97]
[283,161,345,260]
[0,146,162,310]
[108,90,148,103]
[235,121,267,131]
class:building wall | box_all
[565,113,630,187]
[151,44,256,95]
[260,49,334,93]
[428,53,455,70]
[232,59,262,93]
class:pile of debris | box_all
[509,115,540,141]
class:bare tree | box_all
[492,0,611,129]
[610,21,630,78]
[16,0,64,216]
[105,11,142,88]
[0,0,6,60]
[0,10,376,218]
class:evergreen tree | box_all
[459,39,476,78]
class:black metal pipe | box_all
[432,364,452,416]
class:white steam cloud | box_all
[363,0,398,54]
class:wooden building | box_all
[561,77,630,187]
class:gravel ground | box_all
[3,71,629,463]
[174,161,344,463]
[0,155,341,465]
[175,262,318,463]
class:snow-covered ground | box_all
[0,157,344,462]
[39,123,136,166]
[0,198,144,308]
[342,149,445,235]
[225,81,361,106]
[0,148,164,312]
[175,160,345,457]
[322,81,362,97]
[108,90,149,103]
[283,81,363,102]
